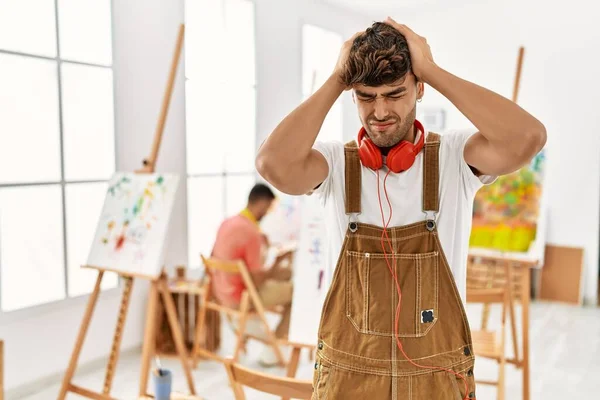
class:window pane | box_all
[0,185,65,311]
[184,0,224,82]
[225,174,256,217]
[185,81,225,174]
[0,54,61,184]
[185,81,255,174]
[0,0,57,57]
[187,177,223,268]
[302,25,343,142]
[185,0,255,85]
[302,25,342,96]
[57,0,113,65]
[61,63,115,181]
[224,0,255,85]
[225,87,256,172]
[65,182,118,297]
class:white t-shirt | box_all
[312,130,495,303]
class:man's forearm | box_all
[250,269,272,289]
[423,64,546,148]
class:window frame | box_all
[0,0,118,315]
[183,0,259,270]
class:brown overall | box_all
[312,133,476,399]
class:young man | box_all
[210,183,294,365]
[256,19,545,399]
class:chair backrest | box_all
[466,288,506,304]
[200,255,265,313]
[467,255,525,299]
[223,358,313,400]
[201,254,243,274]
[467,262,512,326]
[467,256,521,361]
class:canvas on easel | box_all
[86,172,179,279]
[466,47,540,400]
[469,46,548,265]
[288,194,329,346]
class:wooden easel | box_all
[473,46,535,400]
[57,24,196,400]
[479,46,525,330]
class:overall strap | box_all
[423,132,441,214]
[344,140,362,215]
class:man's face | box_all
[353,74,423,148]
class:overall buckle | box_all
[348,213,359,232]
[424,210,437,231]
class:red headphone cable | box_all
[375,169,471,400]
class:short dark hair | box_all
[342,22,412,87]
[248,183,275,204]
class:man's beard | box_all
[365,104,417,149]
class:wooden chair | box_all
[467,264,512,400]
[278,340,316,400]
[191,255,286,367]
[223,358,313,400]
[467,257,520,361]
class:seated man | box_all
[210,183,294,365]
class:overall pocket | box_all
[345,250,439,337]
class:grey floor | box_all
[15,301,600,400]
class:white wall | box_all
[391,0,600,304]
[1,0,187,395]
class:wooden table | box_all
[468,251,539,400]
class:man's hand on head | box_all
[333,31,364,90]
[383,17,437,83]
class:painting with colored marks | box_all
[470,150,546,253]
[289,194,329,345]
[86,172,179,278]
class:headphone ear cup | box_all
[386,142,416,173]
[358,137,383,170]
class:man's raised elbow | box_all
[256,154,290,193]
[523,122,547,160]
[255,153,277,184]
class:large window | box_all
[185,0,257,268]
[0,0,116,312]
[302,24,344,142]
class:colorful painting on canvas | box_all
[86,172,179,278]
[470,150,545,253]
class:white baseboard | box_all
[5,345,142,400]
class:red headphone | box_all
[357,119,425,173]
